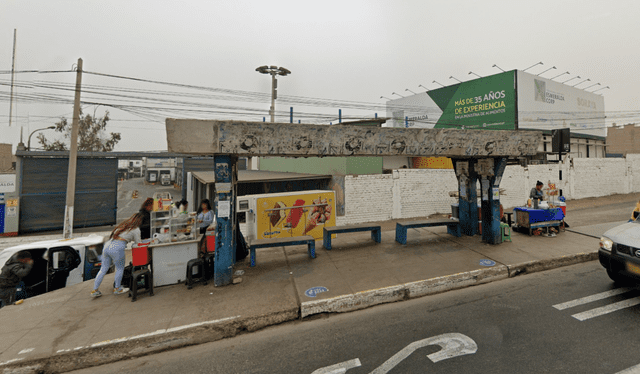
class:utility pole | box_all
[63,58,83,239]
[8,29,16,127]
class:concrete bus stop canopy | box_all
[165,119,542,158]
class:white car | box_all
[599,219,640,283]
[0,235,106,300]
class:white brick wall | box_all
[397,169,457,219]
[571,158,628,199]
[338,154,640,225]
[337,174,394,225]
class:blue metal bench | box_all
[249,236,316,267]
[395,219,461,244]
[323,225,382,250]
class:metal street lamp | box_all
[592,86,610,93]
[432,80,445,87]
[572,78,591,87]
[449,76,462,83]
[551,71,570,80]
[469,71,482,78]
[405,88,417,95]
[28,126,55,150]
[392,92,405,98]
[523,62,543,72]
[537,66,557,76]
[418,84,429,91]
[380,96,392,100]
[562,75,580,84]
[492,64,505,72]
[255,65,291,122]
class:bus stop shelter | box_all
[165,119,542,286]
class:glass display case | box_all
[150,210,197,243]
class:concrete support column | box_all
[453,160,478,236]
[213,155,237,286]
[476,158,507,244]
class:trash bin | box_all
[556,201,566,216]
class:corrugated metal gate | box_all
[20,157,117,233]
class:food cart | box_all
[514,181,565,235]
[148,193,200,287]
[514,206,565,235]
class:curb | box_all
[1,308,299,374]
[301,265,509,318]
[507,251,598,277]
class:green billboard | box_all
[429,70,517,130]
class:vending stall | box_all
[148,192,200,287]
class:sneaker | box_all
[113,287,129,295]
[91,290,102,298]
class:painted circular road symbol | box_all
[479,259,496,267]
[305,286,328,298]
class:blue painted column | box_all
[213,155,236,286]
[477,158,507,244]
[453,160,478,236]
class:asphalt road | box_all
[67,261,640,374]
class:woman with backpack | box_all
[91,212,144,298]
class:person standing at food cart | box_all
[197,199,214,235]
[530,181,544,204]
[91,213,144,298]
[0,252,33,308]
[139,197,154,240]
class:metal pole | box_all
[290,107,293,123]
[270,74,276,122]
[63,58,83,239]
[8,29,16,127]
[339,109,342,123]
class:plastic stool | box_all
[186,258,207,289]
[129,265,153,302]
[500,222,512,242]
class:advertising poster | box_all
[516,70,605,137]
[256,191,336,240]
[428,71,517,130]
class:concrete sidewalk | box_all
[0,217,602,373]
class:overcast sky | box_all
[1,0,638,151]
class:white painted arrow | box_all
[370,333,477,374]
[311,358,362,374]
[310,333,477,374]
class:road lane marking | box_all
[310,333,477,374]
[311,359,362,374]
[371,333,477,374]
[571,297,640,321]
[617,363,640,373]
[552,288,632,310]
[18,348,34,354]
